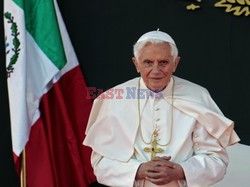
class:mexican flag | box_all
[4,0,95,186]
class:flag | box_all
[4,0,96,186]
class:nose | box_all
[151,63,161,72]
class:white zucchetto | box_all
[136,29,176,46]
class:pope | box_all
[83,30,240,187]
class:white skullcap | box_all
[136,29,176,46]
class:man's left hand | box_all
[145,156,185,185]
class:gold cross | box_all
[144,136,164,160]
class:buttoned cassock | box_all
[83,76,240,187]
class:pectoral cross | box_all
[144,129,164,160]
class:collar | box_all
[139,77,174,100]
[138,77,174,113]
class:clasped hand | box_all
[136,156,185,185]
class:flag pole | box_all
[20,148,26,187]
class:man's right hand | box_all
[135,156,185,185]
[136,156,173,180]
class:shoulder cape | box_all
[83,76,240,162]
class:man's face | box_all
[132,42,180,91]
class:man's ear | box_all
[173,56,181,73]
[132,57,140,73]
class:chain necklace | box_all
[137,77,175,159]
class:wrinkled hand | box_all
[136,156,185,185]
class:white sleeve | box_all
[91,151,142,187]
[179,122,229,187]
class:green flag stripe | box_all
[12,0,23,9]
[13,0,66,69]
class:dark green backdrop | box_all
[1,0,249,186]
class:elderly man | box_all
[84,30,240,187]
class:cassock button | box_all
[155,107,159,111]
[194,134,198,138]
[156,118,160,121]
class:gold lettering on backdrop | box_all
[186,4,201,10]
[185,0,250,16]
[215,0,250,16]
[186,0,202,11]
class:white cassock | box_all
[83,76,240,187]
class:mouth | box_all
[150,77,163,80]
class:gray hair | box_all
[133,39,178,60]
